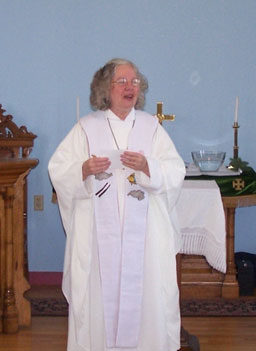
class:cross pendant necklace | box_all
[107,118,135,150]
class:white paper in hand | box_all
[101,149,125,170]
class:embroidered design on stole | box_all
[95,182,111,197]
[95,171,113,180]
[127,189,145,201]
[127,172,136,185]
[127,172,145,200]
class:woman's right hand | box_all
[82,156,111,180]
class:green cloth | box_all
[185,168,256,197]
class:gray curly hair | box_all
[90,58,148,110]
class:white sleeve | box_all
[135,124,185,209]
[48,123,93,233]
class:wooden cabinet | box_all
[0,105,38,333]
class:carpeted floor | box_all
[25,286,68,316]
[25,286,256,317]
[181,297,256,316]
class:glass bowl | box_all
[191,151,226,172]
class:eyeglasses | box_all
[112,77,141,87]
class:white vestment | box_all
[48,109,186,351]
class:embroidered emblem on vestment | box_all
[127,173,136,185]
[95,172,113,180]
[95,182,111,197]
[128,190,145,201]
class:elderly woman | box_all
[48,58,185,351]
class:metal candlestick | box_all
[233,122,239,159]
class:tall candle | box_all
[234,96,239,124]
[76,96,80,122]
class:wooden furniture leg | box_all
[221,206,239,298]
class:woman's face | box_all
[109,64,140,119]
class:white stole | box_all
[80,111,158,347]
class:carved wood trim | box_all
[0,105,37,158]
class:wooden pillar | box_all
[2,187,19,333]
[0,197,4,333]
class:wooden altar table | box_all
[177,179,256,299]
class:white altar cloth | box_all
[177,180,226,273]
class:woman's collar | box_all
[106,108,135,122]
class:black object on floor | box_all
[235,251,256,295]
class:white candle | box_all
[234,96,239,124]
[76,96,80,122]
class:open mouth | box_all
[124,94,134,100]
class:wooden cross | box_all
[156,102,175,125]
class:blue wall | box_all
[1,0,255,271]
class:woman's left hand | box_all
[120,151,150,177]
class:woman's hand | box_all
[120,151,150,177]
[82,156,111,180]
